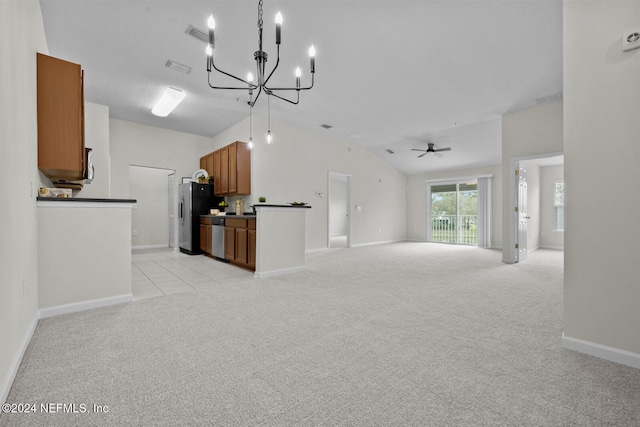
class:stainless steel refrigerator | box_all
[178,183,222,255]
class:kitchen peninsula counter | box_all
[253,204,311,278]
[37,197,136,317]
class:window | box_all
[554,181,564,231]
[429,181,478,245]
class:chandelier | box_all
[205,0,316,144]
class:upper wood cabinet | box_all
[213,150,221,195]
[37,53,85,182]
[201,141,251,196]
[220,145,229,194]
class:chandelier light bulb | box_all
[275,12,282,44]
[309,45,316,73]
[247,72,254,83]
[295,67,301,78]
[248,138,254,149]
[207,15,215,49]
[266,131,273,144]
[205,45,213,57]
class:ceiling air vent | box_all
[165,60,192,75]
[385,149,395,154]
[320,124,333,129]
[186,25,208,43]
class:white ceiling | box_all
[39,0,563,176]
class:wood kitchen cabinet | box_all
[224,217,256,270]
[248,228,256,269]
[37,53,85,183]
[220,146,229,194]
[213,150,221,195]
[198,153,214,181]
[200,217,213,255]
[200,141,251,196]
[202,141,251,197]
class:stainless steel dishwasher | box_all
[211,216,226,259]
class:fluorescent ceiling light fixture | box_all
[151,87,185,117]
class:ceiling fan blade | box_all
[434,147,451,152]
[434,152,444,158]
[411,149,427,152]
[418,152,428,158]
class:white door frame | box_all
[516,163,528,263]
[506,152,563,264]
[327,171,352,249]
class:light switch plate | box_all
[622,29,640,52]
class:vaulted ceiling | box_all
[39,0,563,175]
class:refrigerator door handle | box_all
[179,201,183,223]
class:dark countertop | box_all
[201,214,257,218]
[37,197,137,203]
[254,204,311,208]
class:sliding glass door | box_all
[429,181,478,245]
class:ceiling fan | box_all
[411,143,452,158]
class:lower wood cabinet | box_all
[200,217,213,255]
[224,217,256,271]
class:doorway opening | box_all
[129,165,175,250]
[328,171,352,249]
[507,153,564,264]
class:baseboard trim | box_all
[540,245,564,251]
[254,266,306,279]
[39,294,133,319]
[562,333,640,369]
[351,239,403,248]
[1,313,38,405]
[132,244,169,250]
[306,248,329,254]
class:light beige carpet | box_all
[2,243,639,426]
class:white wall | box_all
[77,102,111,198]
[540,164,564,249]
[564,1,640,359]
[205,115,407,250]
[129,166,172,248]
[406,164,503,248]
[109,118,212,249]
[502,101,563,262]
[0,0,48,404]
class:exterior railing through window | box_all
[431,214,477,245]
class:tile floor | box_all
[131,247,255,300]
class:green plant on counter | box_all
[259,196,266,203]
[218,201,228,207]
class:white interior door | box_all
[328,172,351,249]
[516,164,528,262]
